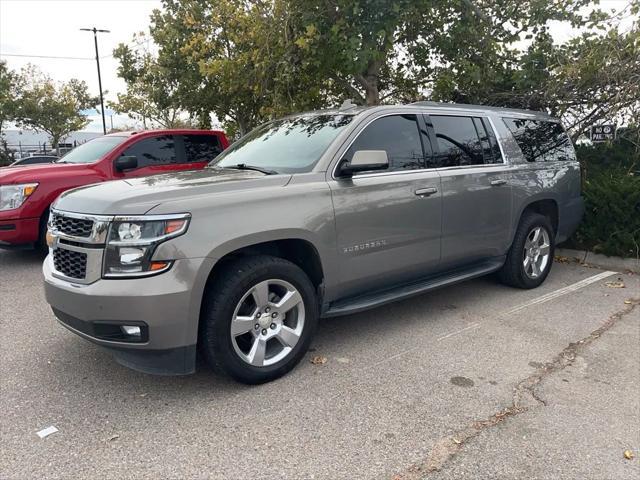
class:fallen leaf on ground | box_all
[623,449,634,460]
[554,256,570,263]
[604,280,625,288]
[310,355,327,365]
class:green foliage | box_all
[0,60,22,134]
[110,36,188,129]
[433,7,640,141]
[570,128,640,258]
[13,65,97,152]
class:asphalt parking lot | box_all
[1,249,638,479]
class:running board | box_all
[323,258,505,318]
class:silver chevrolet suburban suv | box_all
[43,103,583,384]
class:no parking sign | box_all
[590,124,616,143]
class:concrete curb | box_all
[556,247,640,273]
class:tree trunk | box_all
[51,134,61,156]
[236,117,250,137]
[355,59,382,106]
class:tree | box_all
[287,0,593,106]
[110,34,194,129]
[430,3,640,141]
[149,0,327,136]
[14,66,97,152]
[0,60,22,134]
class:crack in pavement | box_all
[391,297,640,480]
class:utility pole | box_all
[80,27,110,135]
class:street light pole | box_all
[81,27,110,135]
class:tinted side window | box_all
[345,114,424,172]
[502,118,573,162]
[431,115,483,167]
[122,135,176,167]
[184,134,222,163]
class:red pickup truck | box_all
[0,129,229,250]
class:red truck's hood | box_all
[0,162,92,184]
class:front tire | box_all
[199,255,318,384]
[499,213,554,289]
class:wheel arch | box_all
[512,196,559,244]
[194,233,328,332]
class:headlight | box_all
[0,183,38,211]
[103,214,190,278]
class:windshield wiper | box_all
[225,163,278,175]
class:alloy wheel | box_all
[522,226,551,279]
[230,279,305,367]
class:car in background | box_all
[9,155,59,167]
[0,129,229,250]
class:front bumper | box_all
[43,255,210,375]
[0,216,40,248]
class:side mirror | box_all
[337,150,389,177]
[115,155,138,172]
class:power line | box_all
[0,53,94,60]
[0,52,113,60]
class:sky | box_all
[0,0,636,132]
[0,0,162,131]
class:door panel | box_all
[330,171,442,298]
[438,167,512,268]
[427,113,512,267]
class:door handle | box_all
[414,187,438,197]
[490,179,507,186]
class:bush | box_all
[568,127,640,258]
[571,173,640,258]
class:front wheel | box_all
[499,213,554,289]
[199,255,318,384]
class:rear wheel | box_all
[199,255,318,384]
[499,213,554,289]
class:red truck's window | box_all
[122,135,177,166]
[184,135,222,163]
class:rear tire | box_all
[499,213,554,289]
[199,255,318,384]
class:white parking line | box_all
[436,322,480,342]
[501,270,617,317]
[369,270,619,368]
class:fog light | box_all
[121,325,141,337]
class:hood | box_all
[53,168,292,215]
[0,162,91,184]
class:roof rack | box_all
[339,99,359,111]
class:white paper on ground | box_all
[36,426,59,438]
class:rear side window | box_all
[184,134,223,163]
[121,135,177,167]
[430,115,485,167]
[345,114,425,172]
[502,118,574,162]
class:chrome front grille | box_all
[52,213,94,238]
[48,209,113,284]
[52,248,87,279]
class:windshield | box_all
[57,136,127,164]
[212,114,354,173]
